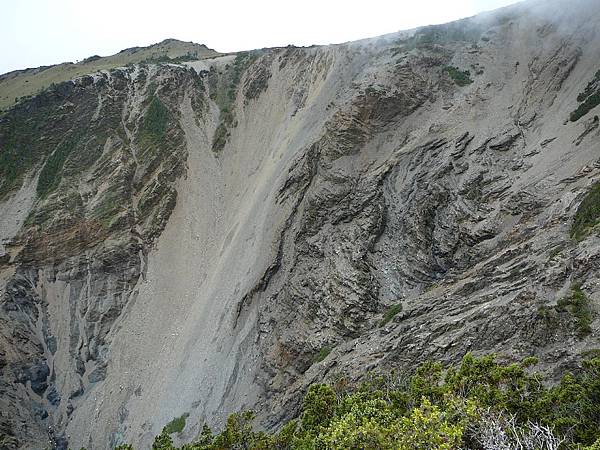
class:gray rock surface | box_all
[1,0,600,448]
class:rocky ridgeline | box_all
[1,0,600,448]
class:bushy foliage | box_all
[113,354,600,449]
[152,430,174,450]
[444,66,474,86]
[137,94,172,163]
[577,70,600,103]
[142,95,170,142]
[570,92,600,122]
[585,438,600,450]
[164,414,188,435]
[301,384,337,431]
[572,182,600,240]
[211,120,231,153]
[556,285,593,337]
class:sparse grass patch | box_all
[141,95,169,142]
[444,66,473,86]
[571,182,600,241]
[91,188,126,230]
[537,304,557,324]
[211,120,231,152]
[37,133,82,197]
[380,303,403,327]
[313,346,332,364]
[0,123,34,197]
[0,103,58,199]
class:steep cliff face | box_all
[0,63,205,448]
[1,0,600,448]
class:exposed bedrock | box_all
[1,0,600,448]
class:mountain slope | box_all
[1,0,600,448]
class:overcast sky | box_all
[2,0,521,75]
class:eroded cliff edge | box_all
[1,0,600,448]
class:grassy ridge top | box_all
[0,39,220,111]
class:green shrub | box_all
[570,91,600,122]
[163,413,189,434]
[557,285,593,337]
[393,399,465,450]
[444,66,473,86]
[211,114,232,152]
[210,411,271,449]
[152,429,174,450]
[142,96,169,142]
[300,384,337,432]
[380,304,402,326]
[544,358,600,444]
[585,438,600,450]
[571,182,600,240]
[577,70,600,102]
